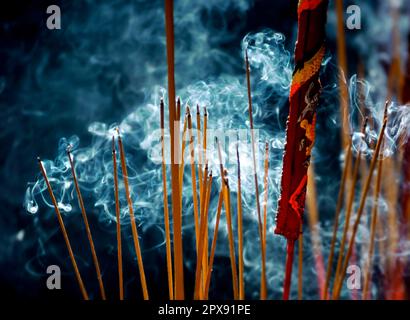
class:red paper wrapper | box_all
[275,0,329,241]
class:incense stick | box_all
[333,104,388,299]
[217,138,239,299]
[194,167,209,300]
[160,99,174,300]
[333,119,368,292]
[203,106,209,281]
[164,0,184,299]
[117,131,149,300]
[202,170,213,298]
[204,191,223,299]
[187,108,200,248]
[323,138,353,299]
[223,173,239,300]
[196,105,204,212]
[335,0,350,149]
[245,50,265,299]
[179,107,188,189]
[67,147,106,300]
[112,137,124,300]
[298,224,303,300]
[362,157,383,299]
[260,141,269,299]
[237,144,245,300]
[38,158,89,300]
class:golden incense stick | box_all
[117,131,149,300]
[204,190,224,299]
[67,147,106,300]
[112,137,124,300]
[164,0,184,299]
[237,144,245,300]
[38,158,89,300]
[160,99,174,300]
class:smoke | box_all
[5,0,409,299]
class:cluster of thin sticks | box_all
[37,49,271,303]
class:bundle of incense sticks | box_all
[275,0,329,300]
[32,0,410,301]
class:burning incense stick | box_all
[333,103,389,300]
[112,137,124,300]
[179,106,188,189]
[160,99,174,300]
[67,147,106,300]
[164,0,184,299]
[245,51,265,295]
[216,138,239,299]
[275,0,329,300]
[362,157,383,299]
[236,144,245,300]
[260,141,269,299]
[117,131,149,300]
[203,106,209,278]
[323,138,352,299]
[333,119,368,292]
[197,105,203,196]
[187,107,200,247]
[38,158,89,300]
[204,191,223,299]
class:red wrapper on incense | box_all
[275,0,328,300]
[276,0,328,241]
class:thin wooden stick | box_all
[298,224,303,300]
[117,130,149,300]
[333,104,388,299]
[67,147,106,300]
[187,108,200,248]
[335,0,350,149]
[323,138,352,299]
[245,50,265,299]
[203,106,209,284]
[237,144,245,300]
[223,173,239,300]
[38,158,89,300]
[362,157,383,299]
[204,191,224,299]
[164,0,184,299]
[197,105,203,202]
[179,107,189,189]
[112,137,124,300]
[160,99,174,300]
[333,119,368,292]
[201,171,213,298]
[260,141,269,299]
[216,138,239,299]
[194,167,209,299]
